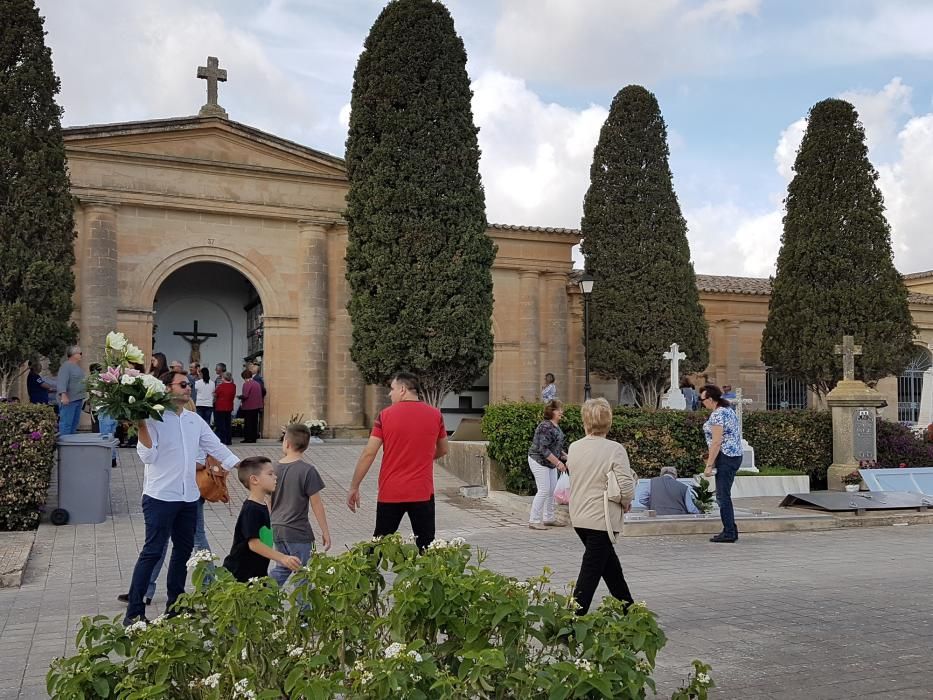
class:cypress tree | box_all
[761,99,916,396]
[580,85,708,408]
[0,0,76,396]
[344,0,495,407]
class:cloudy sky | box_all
[36,0,933,276]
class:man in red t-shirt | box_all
[347,372,448,550]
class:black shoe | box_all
[122,615,150,627]
[710,533,738,543]
[117,593,151,605]
[111,458,118,468]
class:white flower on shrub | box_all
[697,672,711,686]
[150,614,167,626]
[271,629,285,641]
[233,678,256,699]
[326,566,335,575]
[384,642,405,659]
[186,549,216,569]
[449,536,466,547]
[574,659,594,673]
[288,645,304,658]
[125,620,148,635]
[203,640,213,651]
[272,658,279,667]
[240,647,248,660]
[403,533,416,544]
[427,538,448,550]
[407,650,422,662]
[360,671,373,685]
[513,580,529,589]
[636,659,652,674]
[202,673,221,689]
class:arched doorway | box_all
[897,346,933,423]
[153,262,264,434]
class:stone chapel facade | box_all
[60,114,933,435]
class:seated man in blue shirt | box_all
[638,466,700,515]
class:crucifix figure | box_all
[834,335,862,382]
[197,56,228,118]
[174,320,217,365]
[661,343,687,410]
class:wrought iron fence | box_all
[765,369,808,410]
[897,348,932,424]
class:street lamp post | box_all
[579,272,594,401]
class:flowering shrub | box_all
[876,419,933,467]
[0,403,57,530]
[47,535,713,699]
[86,332,170,425]
[841,470,862,486]
[281,413,328,439]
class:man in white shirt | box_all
[124,370,240,625]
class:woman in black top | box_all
[526,400,568,530]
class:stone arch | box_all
[139,246,282,317]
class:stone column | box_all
[826,380,886,489]
[260,313,301,440]
[541,272,569,397]
[327,226,365,428]
[726,321,741,386]
[567,289,585,403]
[518,271,540,401]
[298,219,330,420]
[80,201,119,368]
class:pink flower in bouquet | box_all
[99,366,121,383]
[125,368,141,377]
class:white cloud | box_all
[472,70,606,229]
[492,0,759,86]
[774,118,806,181]
[840,77,913,152]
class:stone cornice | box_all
[66,147,347,185]
[69,187,342,223]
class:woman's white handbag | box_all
[603,469,622,543]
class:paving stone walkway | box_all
[1,442,932,698]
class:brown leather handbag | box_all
[196,455,229,503]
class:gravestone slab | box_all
[859,467,933,496]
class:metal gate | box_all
[765,369,808,410]
[897,348,932,424]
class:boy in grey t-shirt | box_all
[269,423,331,587]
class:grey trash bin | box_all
[55,433,118,525]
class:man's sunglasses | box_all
[173,381,190,389]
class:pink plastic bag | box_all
[554,472,571,505]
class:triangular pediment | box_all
[63,116,346,178]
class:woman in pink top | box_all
[238,369,263,443]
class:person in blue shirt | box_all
[637,467,700,515]
[27,361,54,404]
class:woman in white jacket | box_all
[567,397,637,615]
[194,367,216,424]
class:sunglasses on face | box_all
[173,381,190,389]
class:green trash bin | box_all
[54,433,118,525]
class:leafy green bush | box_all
[484,403,838,493]
[48,535,713,699]
[0,403,57,530]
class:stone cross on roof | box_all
[834,335,862,382]
[197,56,228,118]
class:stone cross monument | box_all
[826,335,885,490]
[197,56,228,118]
[660,343,687,410]
[733,387,757,472]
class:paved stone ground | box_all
[2,443,932,698]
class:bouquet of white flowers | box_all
[86,332,171,424]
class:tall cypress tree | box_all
[345,0,495,407]
[0,0,76,396]
[580,85,708,408]
[762,99,916,396]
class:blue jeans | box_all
[126,496,197,621]
[97,412,117,460]
[714,453,743,538]
[146,499,211,599]
[270,540,314,587]
[58,400,83,435]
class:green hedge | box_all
[483,403,838,494]
[0,403,58,530]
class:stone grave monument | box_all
[826,335,886,490]
[733,387,757,472]
[660,343,687,410]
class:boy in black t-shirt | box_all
[223,456,302,582]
